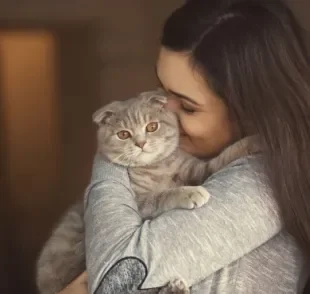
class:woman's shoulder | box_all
[208,154,266,184]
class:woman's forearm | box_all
[84,155,282,294]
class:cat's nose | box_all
[135,141,146,149]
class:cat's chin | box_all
[114,152,169,167]
[129,153,160,167]
[105,153,155,167]
[132,148,176,166]
[105,144,178,167]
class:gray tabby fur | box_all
[36,89,258,294]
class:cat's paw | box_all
[177,186,210,210]
[157,186,210,215]
[159,279,190,294]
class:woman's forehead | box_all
[156,47,216,106]
[156,48,192,87]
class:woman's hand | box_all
[58,272,88,294]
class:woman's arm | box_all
[84,154,281,294]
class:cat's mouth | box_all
[137,149,152,155]
[135,144,154,154]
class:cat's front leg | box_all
[207,135,260,173]
[173,151,211,186]
[154,186,210,216]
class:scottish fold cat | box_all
[36,90,258,294]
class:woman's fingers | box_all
[58,272,88,294]
[76,271,88,283]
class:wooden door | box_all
[0,26,99,294]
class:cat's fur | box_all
[36,90,258,294]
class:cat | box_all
[36,89,259,294]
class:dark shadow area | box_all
[0,23,101,294]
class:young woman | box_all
[61,0,310,293]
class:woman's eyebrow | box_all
[168,90,202,106]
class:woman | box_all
[62,0,310,293]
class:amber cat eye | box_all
[146,122,159,133]
[117,130,131,140]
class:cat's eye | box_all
[146,122,159,133]
[117,130,131,140]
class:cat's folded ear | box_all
[145,89,168,108]
[147,94,168,108]
[154,87,167,96]
[92,101,122,125]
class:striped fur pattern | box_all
[36,90,258,294]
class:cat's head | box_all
[93,90,179,167]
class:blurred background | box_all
[0,1,309,293]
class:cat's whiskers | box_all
[151,141,178,150]
[110,153,125,163]
[125,153,139,167]
[111,149,138,162]
[112,151,135,163]
[111,149,143,166]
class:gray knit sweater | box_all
[84,155,308,293]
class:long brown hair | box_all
[162,0,310,290]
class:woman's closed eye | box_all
[180,102,196,114]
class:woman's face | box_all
[156,47,239,158]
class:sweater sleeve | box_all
[84,154,281,294]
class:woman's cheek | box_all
[178,115,188,135]
[181,114,209,139]
[179,115,196,136]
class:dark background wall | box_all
[0,2,182,293]
[0,1,309,293]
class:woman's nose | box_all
[164,98,179,112]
